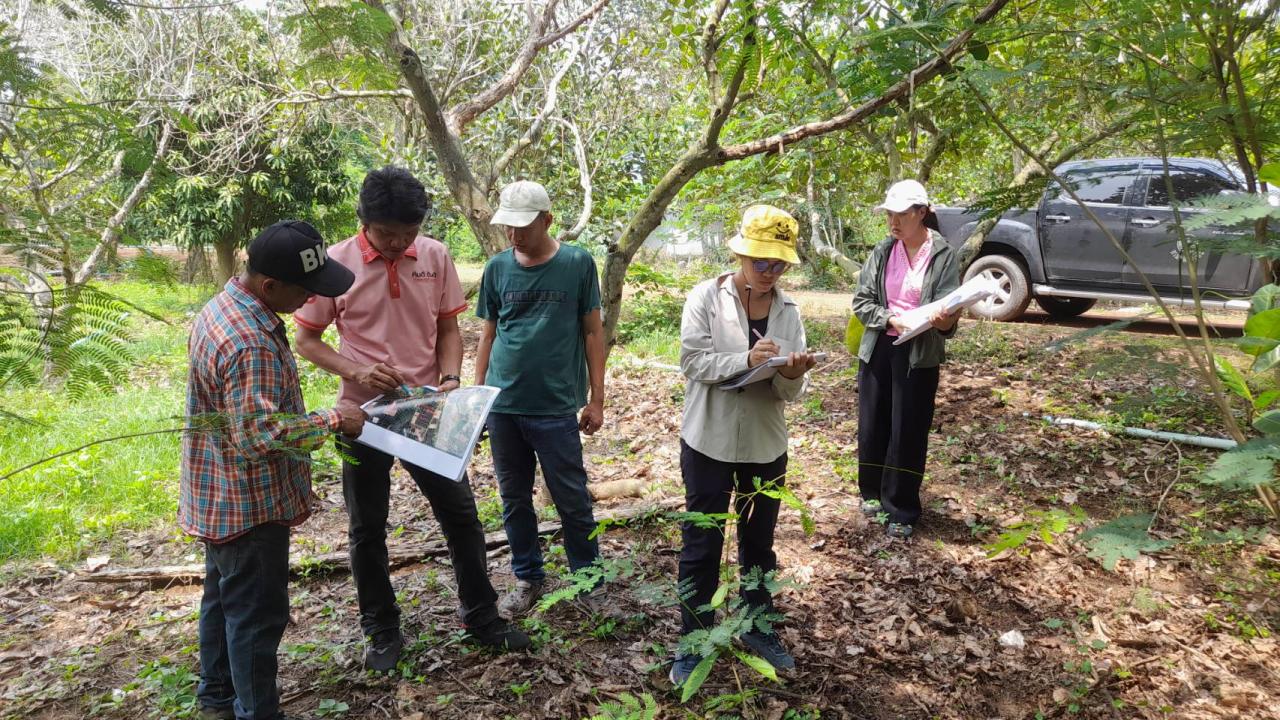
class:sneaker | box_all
[498,579,544,616]
[739,630,795,671]
[198,707,234,720]
[466,616,531,651]
[576,586,627,620]
[886,522,914,539]
[860,499,882,516]
[363,628,403,673]
[668,652,703,687]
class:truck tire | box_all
[1034,296,1097,318]
[963,254,1031,322]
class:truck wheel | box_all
[963,254,1031,322]
[1035,296,1097,318]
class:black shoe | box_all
[466,617,531,651]
[739,630,795,671]
[363,628,403,673]
[198,707,234,720]
[668,652,703,687]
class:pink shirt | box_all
[295,230,467,404]
[884,236,932,336]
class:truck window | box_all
[1053,165,1138,204]
[1145,170,1233,207]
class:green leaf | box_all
[1244,308,1280,341]
[845,315,865,354]
[1214,355,1252,404]
[1258,163,1280,185]
[1250,284,1280,317]
[733,649,779,682]
[1253,345,1280,374]
[1253,410,1280,435]
[1234,335,1280,357]
[1253,390,1280,413]
[1204,439,1280,491]
[709,583,729,609]
[680,651,717,703]
[1079,513,1173,571]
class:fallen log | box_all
[80,496,683,587]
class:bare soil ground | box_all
[1,295,1277,720]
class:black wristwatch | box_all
[440,374,461,385]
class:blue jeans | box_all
[197,522,291,720]
[487,412,600,582]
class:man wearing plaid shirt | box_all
[182,220,365,720]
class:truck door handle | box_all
[1130,217,1161,228]
[1044,214,1071,223]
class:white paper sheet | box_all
[891,275,1001,345]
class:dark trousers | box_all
[486,412,600,582]
[677,440,786,636]
[197,522,290,720]
[340,439,499,634]
[858,333,940,525]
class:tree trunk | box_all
[805,155,861,283]
[214,239,237,285]
[600,149,716,349]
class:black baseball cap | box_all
[247,220,354,297]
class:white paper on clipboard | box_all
[891,275,1000,345]
[356,385,501,482]
[717,353,828,391]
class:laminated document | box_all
[357,385,501,482]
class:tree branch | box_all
[703,5,756,148]
[550,117,593,244]
[717,0,1012,161]
[488,25,593,191]
[535,0,612,48]
[446,0,611,134]
[73,120,175,286]
[701,0,734,107]
[363,0,507,256]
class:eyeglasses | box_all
[750,259,789,275]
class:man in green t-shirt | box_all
[475,180,608,615]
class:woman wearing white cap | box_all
[670,204,819,688]
[851,180,960,538]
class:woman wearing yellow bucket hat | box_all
[669,204,819,688]
[851,180,961,539]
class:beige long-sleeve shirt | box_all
[679,273,808,464]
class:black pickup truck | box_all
[933,157,1274,321]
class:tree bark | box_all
[214,237,237,285]
[72,122,174,286]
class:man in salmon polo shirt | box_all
[295,167,529,673]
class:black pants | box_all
[858,334,940,525]
[197,523,290,720]
[677,440,786,636]
[340,439,499,634]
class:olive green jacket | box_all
[851,231,960,369]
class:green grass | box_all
[618,330,681,366]
[0,279,347,564]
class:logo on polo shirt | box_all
[411,270,437,279]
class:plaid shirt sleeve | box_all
[223,345,340,460]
